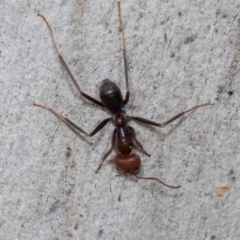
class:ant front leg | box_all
[37,14,104,107]
[33,103,111,137]
[129,103,214,127]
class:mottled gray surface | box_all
[1,0,240,239]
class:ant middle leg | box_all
[129,102,214,127]
[37,14,104,107]
[33,103,110,136]
[128,126,151,156]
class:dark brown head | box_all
[99,79,124,114]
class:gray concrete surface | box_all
[1,0,240,239]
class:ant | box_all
[34,2,213,188]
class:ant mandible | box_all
[34,2,213,188]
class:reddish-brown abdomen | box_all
[114,153,141,173]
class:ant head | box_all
[99,79,124,115]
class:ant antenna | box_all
[133,174,181,189]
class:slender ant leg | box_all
[95,129,117,173]
[33,103,111,137]
[128,126,151,157]
[37,13,104,107]
[129,103,214,127]
[117,2,130,105]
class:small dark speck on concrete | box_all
[74,223,78,229]
[65,147,72,158]
[184,36,195,44]
[227,90,233,96]
[178,12,182,17]
[217,85,225,94]
[211,235,216,239]
[231,176,236,182]
[67,232,73,237]
[49,202,59,213]
[164,33,167,43]
[98,229,103,236]
[118,194,121,201]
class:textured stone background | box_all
[1,0,240,239]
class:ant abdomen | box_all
[114,153,141,173]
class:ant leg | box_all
[128,126,151,157]
[117,2,130,105]
[129,103,213,127]
[33,103,110,136]
[37,14,104,107]
[95,129,117,173]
